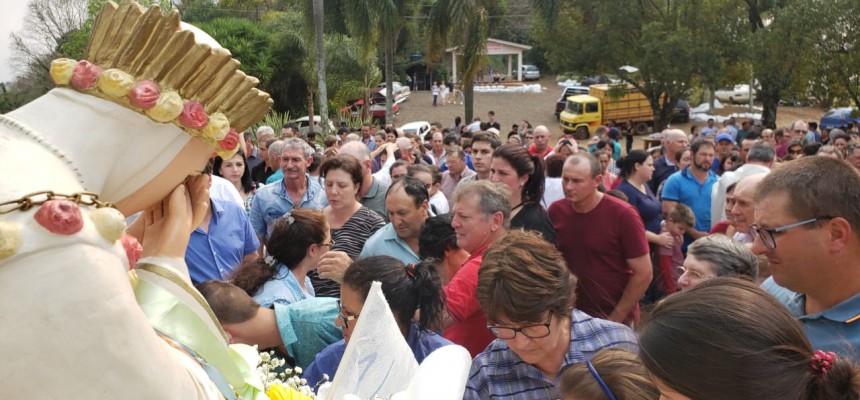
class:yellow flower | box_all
[97,68,135,98]
[266,384,314,400]
[146,90,184,122]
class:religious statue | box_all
[0,1,272,398]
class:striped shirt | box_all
[464,309,639,399]
[310,206,385,297]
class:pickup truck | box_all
[555,86,589,119]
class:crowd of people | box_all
[190,112,860,399]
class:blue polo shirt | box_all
[249,174,327,241]
[358,223,421,264]
[185,199,260,284]
[762,278,860,361]
[661,167,718,232]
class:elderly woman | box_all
[677,234,758,291]
[464,230,638,399]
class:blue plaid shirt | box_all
[464,309,639,399]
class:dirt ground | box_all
[394,76,827,149]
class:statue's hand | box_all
[141,176,210,259]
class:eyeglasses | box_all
[788,148,803,155]
[320,239,335,247]
[749,216,834,249]
[676,266,715,282]
[487,316,552,340]
[336,300,358,329]
[793,129,808,134]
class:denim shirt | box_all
[253,265,314,308]
[249,174,327,241]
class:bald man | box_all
[649,129,689,193]
[528,125,554,158]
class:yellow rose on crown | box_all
[146,91,184,122]
[97,69,136,98]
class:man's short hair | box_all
[339,141,372,163]
[452,180,511,227]
[446,146,466,161]
[690,137,715,155]
[197,280,260,324]
[408,164,442,185]
[566,153,602,178]
[387,176,429,208]
[418,213,459,260]
[545,154,566,178]
[443,134,460,146]
[471,132,502,149]
[755,156,860,233]
[687,235,758,280]
[256,125,275,137]
[282,137,314,157]
[268,140,286,157]
[746,143,775,163]
[477,230,576,323]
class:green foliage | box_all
[197,17,275,85]
[336,110,376,130]
[59,0,172,60]
[251,111,293,138]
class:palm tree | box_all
[425,0,558,122]
[343,0,419,124]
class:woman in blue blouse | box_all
[303,256,452,390]
[231,208,333,307]
[616,150,673,249]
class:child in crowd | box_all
[657,203,695,295]
[559,348,659,400]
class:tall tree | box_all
[744,0,819,127]
[312,0,329,134]
[343,0,418,124]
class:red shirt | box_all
[443,244,494,357]
[528,144,553,158]
[548,195,650,323]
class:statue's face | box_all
[114,138,212,216]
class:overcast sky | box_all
[0,0,31,83]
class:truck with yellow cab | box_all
[559,84,653,140]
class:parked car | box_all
[672,99,691,122]
[400,121,432,142]
[376,82,411,104]
[340,99,399,124]
[715,84,755,104]
[293,116,336,135]
[521,65,540,81]
[579,75,611,86]
[819,107,860,130]
[555,85,590,119]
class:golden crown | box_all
[48,0,273,159]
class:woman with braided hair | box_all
[303,255,452,391]
[640,277,860,400]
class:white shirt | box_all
[542,177,564,209]
[429,191,450,215]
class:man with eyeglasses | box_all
[777,120,809,160]
[755,157,860,359]
[464,230,638,399]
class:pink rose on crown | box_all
[70,60,102,91]
[178,101,209,129]
[129,81,161,109]
[218,129,240,150]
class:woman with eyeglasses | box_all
[464,230,638,399]
[231,208,332,308]
[303,256,451,391]
[314,154,386,297]
[677,234,758,291]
